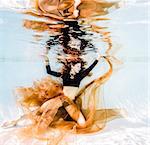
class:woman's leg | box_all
[62,96,86,127]
[36,97,63,132]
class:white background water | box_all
[0,0,149,145]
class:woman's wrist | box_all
[97,55,102,61]
[44,55,49,66]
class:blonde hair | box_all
[16,76,63,107]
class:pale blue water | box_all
[0,1,149,145]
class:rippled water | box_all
[0,0,149,145]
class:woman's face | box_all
[70,63,81,78]
[73,63,81,73]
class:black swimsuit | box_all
[46,60,98,87]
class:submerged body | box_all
[45,54,100,127]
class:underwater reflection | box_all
[25,0,119,20]
[46,21,97,56]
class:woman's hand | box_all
[41,55,49,66]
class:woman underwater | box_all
[0,1,122,144]
[45,54,101,128]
